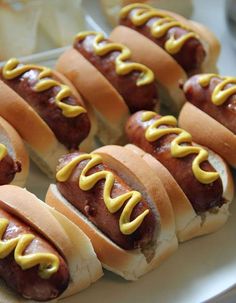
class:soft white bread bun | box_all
[46,145,178,280]
[110,25,187,113]
[0,69,95,178]
[125,144,234,242]
[0,185,103,303]
[179,102,236,168]
[100,0,193,27]
[56,48,129,145]
[0,116,29,187]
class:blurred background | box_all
[0,0,235,68]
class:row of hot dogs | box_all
[0,2,235,302]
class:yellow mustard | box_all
[2,58,87,118]
[198,74,236,106]
[142,111,219,184]
[120,3,199,55]
[0,144,7,162]
[0,218,59,279]
[74,31,154,86]
[56,153,149,235]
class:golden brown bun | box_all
[0,185,103,302]
[125,144,234,242]
[0,116,29,187]
[100,0,193,27]
[46,145,178,280]
[179,102,236,168]
[110,25,187,113]
[56,48,130,145]
[0,69,92,177]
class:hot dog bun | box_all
[46,145,178,280]
[0,116,29,187]
[0,68,95,178]
[0,185,103,302]
[179,102,236,168]
[56,48,130,145]
[125,144,234,242]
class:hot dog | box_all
[0,116,29,186]
[110,3,220,112]
[46,145,177,280]
[0,58,95,177]
[179,74,236,167]
[0,185,102,302]
[56,31,158,144]
[125,110,234,241]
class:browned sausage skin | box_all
[0,208,69,301]
[73,32,158,113]
[126,111,224,213]
[0,154,21,185]
[183,74,236,134]
[56,152,157,251]
[119,3,206,74]
[0,60,91,150]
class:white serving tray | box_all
[6,0,236,302]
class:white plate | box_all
[6,0,236,302]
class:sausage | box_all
[0,208,69,301]
[120,5,206,74]
[56,152,157,251]
[73,33,158,113]
[0,154,21,185]
[183,74,236,134]
[126,111,224,213]
[0,67,91,150]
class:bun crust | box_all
[56,48,129,145]
[0,116,29,187]
[46,145,178,280]
[179,102,236,168]
[110,25,187,112]
[0,185,103,302]
[125,144,234,242]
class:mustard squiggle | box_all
[120,3,199,55]
[198,74,236,106]
[0,218,59,279]
[2,58,87,118]
[0,144,7,162]
[56,153,149,235]
[142,111,219,184]
[74,31,154,86]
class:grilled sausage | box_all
[120,4,206,74]
[74,32,158,113]
[0,65,90,150]
[126,111,224,213]
[56,152,157,250]
[0,208,69,301]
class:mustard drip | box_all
[75,31,154,86]
[0,218,59,279]
[120,3,198,55]
[56,153,149,235]
[2,58,87,118]
[0,144,7,161]
[198,74,236,106]
[141,112,219,184]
